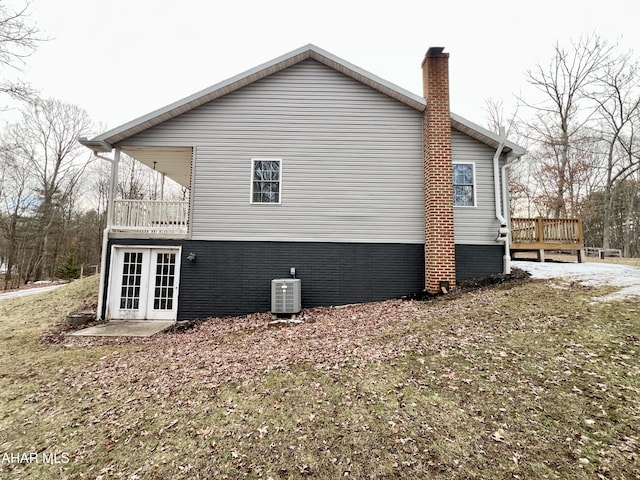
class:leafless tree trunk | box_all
[519,34,612,218]
[588,51,640,250]
[7,98,93,279]
[0,142,36,288]
[118,154,154,200]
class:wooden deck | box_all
[510,217,585,263]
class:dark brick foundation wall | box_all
[104,239,425,320]
[455,244,504,281]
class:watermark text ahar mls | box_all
[1,452,70,465]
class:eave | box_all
[451,113,526,158]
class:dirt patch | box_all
[164,318,205,334]
[401,267,531,301]
[40,301,100,344]
[455,266,531,291]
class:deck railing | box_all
[112,200,189,234]
[511,217,585,262]
[511,217,584,245]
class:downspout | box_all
[493,127,510,273]
[501,154,524,274]
[94,148,120,320]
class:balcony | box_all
[111,200,189,235]
[511,217,585,262]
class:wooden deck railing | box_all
[511,217,585,262]
[112,200,189,234]
[511,217,584,245]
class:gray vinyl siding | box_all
[121,59,425,244]
[452,129,501,245]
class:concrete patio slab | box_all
[67,320,174,337]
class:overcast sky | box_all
[3,0,638,134]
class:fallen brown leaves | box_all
[59,298,450,398]
[5,273,639,479]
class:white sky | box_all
[3,0,639,134]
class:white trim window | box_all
[452,162,476,207]
[251,158,281,204]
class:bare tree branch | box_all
[517,34,614,218]
[0,0,44,101]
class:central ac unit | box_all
[271,278,301,315]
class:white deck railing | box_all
[112,200,189,234]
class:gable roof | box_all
[81,44,426,151]
[80,44,525,158]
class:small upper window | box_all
[251,159,281,204]
[452,163,475,207]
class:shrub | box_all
[55,251,81,279]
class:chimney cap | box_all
[426,47,446,58]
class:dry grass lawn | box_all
[0,266,639,479]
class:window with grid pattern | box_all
[251,159,281,203]
[452,163,475,207]
[119,252,143,309]
[153,252,176,310]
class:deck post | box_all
[106,148,120,229]
[97,147,119,321]
[576,218,585,263]
[535,217,544,243]
[536,217,545,262]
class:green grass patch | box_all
[0,275,638,478]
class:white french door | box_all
[108,247,181,320]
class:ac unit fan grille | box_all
[271,279,301,314]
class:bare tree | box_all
[0,142,37,288]
[588,50,640,249]
[0,0,42,102]
[519,34,613,217]
[118,154,155,200]
[6,98,93,279]
[484,98,520,138]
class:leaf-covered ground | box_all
[1,273,639,479]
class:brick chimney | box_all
[422,47,456,293]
